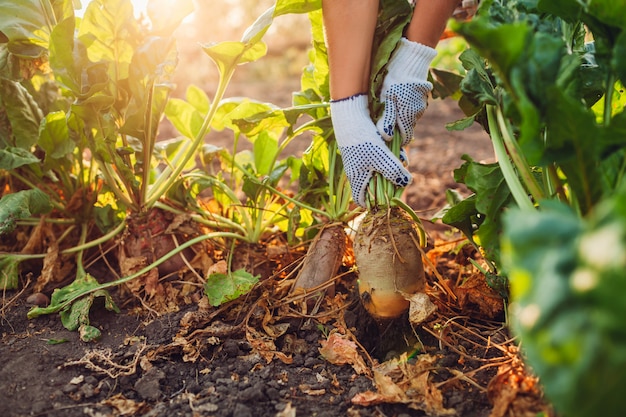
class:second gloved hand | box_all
[376,38,437,146]
[330,93,412,207]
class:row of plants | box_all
[2,0,625,415]
[0,0,331,340]
[0,0,426,331]
[434,0,626,416]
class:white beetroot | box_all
[354,207,425,319]
[291,223,347,298]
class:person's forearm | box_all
[405,0,461,47]
[322,0,379,100]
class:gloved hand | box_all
[330,93,412,207]
[376,38,437,146]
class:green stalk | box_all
[324,138,353,221]
[0,220,127,261]
[140,80,156,209]
[27,231,246,319]
[145,63,237,208]
[94,160,135,209]
[92,113,137,210]
[74,222,89,275]
[153,200,248,236]
[603,73,615,127]
[494,105,545,204]
[365,131,404,211]
[9,172,65,211]
[273,111,330,163]
[253,181,332,218]
[486,105,535,211]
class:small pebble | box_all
[26,292,49,306]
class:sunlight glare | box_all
[77,0,158,19]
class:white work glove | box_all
[330,93,412,207]
[376,38,437,146]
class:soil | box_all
[0,95,552,417]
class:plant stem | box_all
[0,220,127,261]
[390,197,427,247]
[27,231,246,318]
[495,105,545,203]
[486,105,535,211]
[141,80,156,210]
[603,73,615,127]
[146,65,236,208]
[153,200,249,235]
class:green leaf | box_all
[185,84,210,115]
[254,131,278,176]
[0,0,73,57]
[503,195,626,417]
[369,0,412,114]
[537,0,584,23]
[154,137,197,172]
[613,31,626,87]
[446,155,513,268]
[544,86,604,213]
[204,269,259,307]
[0,78,43,148]
[0,254,21,290]
[585,0,626,31]
[39,111,73,159]
[455,18,530,82]
[46,338,69,345]
[229,104,288,139]
[78,0,136,81]
[30,270,119,337]
[0,189,52,235]
[61,295,92,331]
[202,41,267,77]
[241,6,274,45]
[430,68,463,100]
[78,324,101,342]
[165,98,204,139]
[274,0,321,17]
[48,16,79,93]
[440,192,480,241]
[0,147,41,170]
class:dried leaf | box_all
[407,292,437,325]
[207,259,228,275]
[261,301,289,338]
[455,273,504,318]
[102,393,147,416]
[299,384,326,396]
[351,353,455,416]
[20,217,46,254]
[318,332,368,375]
[247,327,292,364]
[488,356,552,417]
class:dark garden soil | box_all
[0,96,553,417]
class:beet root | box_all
[353,207,425,319]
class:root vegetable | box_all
[123,207,196,276]
[354,207,425,319]
[291,223,347,298]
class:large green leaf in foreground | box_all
[503,197,626,417]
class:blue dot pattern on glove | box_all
[378,82,431,145]
[338,141,410,206]
[329,93,412,207]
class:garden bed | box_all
[0,99,551,417]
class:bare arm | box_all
[322,0,378,100]
[406,0,461,47]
